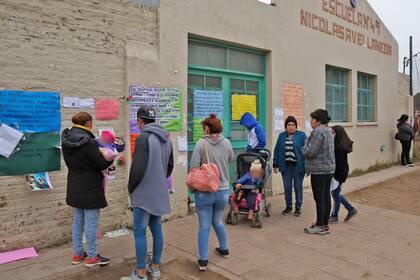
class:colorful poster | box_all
[129,86,182,133]
[231,95,257,121]
[96,99,119,120]
[0,90,60,133]
[193,90,223,143]
[26,172,53,191]
[0,133,60,176]
[283,83,304,128]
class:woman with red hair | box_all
[190,113,235,272]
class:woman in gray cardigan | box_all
[302,109,335,235]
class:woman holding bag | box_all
[189,113,235,272]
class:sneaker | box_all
[146,264,161,280]
[329,216,339,224]
[407,163,415,167]
[344,209,358,223]
[121,271,147,280]
[71,252,87,265]
[214,247,230,258]
[304,224,327,235]
[324,225,330,234]
[85,255,110,267]
[198,260,208,271]
[282,207,293,215]
[294,208,302,217]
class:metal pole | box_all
[410,36,413,96]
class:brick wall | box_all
[0,0,158,251]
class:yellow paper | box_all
[231,95,257,121]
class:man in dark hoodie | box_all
[123,106,174,280]
[239,112,266,152]
[62,112,114,267]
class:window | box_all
[357,72,376,122]
[188,40,265,74]
[326,66,349,122]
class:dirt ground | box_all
[347,170,420,216]
[60,258,229,280]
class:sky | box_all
[257,0,419,71]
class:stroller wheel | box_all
[226,212,231,224]
[265,203,272,217]
[252,214,262,228]
[231,213,239,225]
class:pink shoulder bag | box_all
[186,143,220,192]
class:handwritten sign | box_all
[0,90,60,133]
[129,86,182,133]
[192,90,224,143]
[0,132,60,176]
[283,83,304,128]
[231,95,257,121]
[193,90,224,118]
[96,99,119,120]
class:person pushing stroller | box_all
[233,160,264,220]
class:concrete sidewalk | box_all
[1,165,420,280]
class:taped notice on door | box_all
[231,95,257,121]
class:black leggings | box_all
[311,174,333,227]
[400,140,412,165]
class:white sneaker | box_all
[121,271,147,280]
[146,264,161,280]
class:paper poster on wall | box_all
[0,133,61,176]
[79,98,95,109]
[0,90,60,133]
[62,96,80,108]
[0,124,24,158]
[193,90,224,143]
[273,108,285,131]
[96,99,119,120]
[231,95,257,121]
[26,172,53,191]
[283,83,304,128]
[305,121,313,132]
[130,134,140,158]
[177,135,188,152]
[129,86,182,133]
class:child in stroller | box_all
[234,160,264,220]
[227,149,272,228]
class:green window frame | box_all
[326,66,349,122]
[357,72,376,122]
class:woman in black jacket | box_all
[397,114,415,166]
[62,112,114,267]
[329,126,357,224]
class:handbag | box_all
[186,143,220,192]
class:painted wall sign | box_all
[300,0,392,56]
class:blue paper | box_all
[0,90,61,133]
[193,90,224,119]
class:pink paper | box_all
[0,247,38,265]
[96,99,119,120]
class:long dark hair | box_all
[332,125,353,153]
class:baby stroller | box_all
[226,149,272,228]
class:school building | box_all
[0,0,412,251]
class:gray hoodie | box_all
[128,123,174,216]
[190,135,235,190]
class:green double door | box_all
[187,70,265,186]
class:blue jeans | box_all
[281,165,305,209]
[132,207,163,269]
[195,189,229,261]
[72,208,100,258]
[331,183,355,217]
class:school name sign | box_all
[300,0,392,56]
